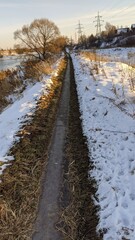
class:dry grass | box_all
[0,69,23,112]
[79,51,105,78]
[0,57,67,240]
[80,51,110,63]
[0,57,59,112]
[22,57,58,80]
[127,66,135,91]
[57,57,101,240]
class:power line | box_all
[93,11,104,36]
[102,2,135,22]
[100,0,128,16]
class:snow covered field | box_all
[71,49,135,240]
[97,47,135,66]
[0,59,61,176]
[0,55,23,71]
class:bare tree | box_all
[14,18,61,60]
[105,22,116,37]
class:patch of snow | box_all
[71,49,135,240]
[0,58,62,175]
[97,47,135,66]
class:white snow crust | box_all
[71,49,135,240]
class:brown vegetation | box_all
[0,57,67,239]
[22,59,53,80]
[0,69,23,112]
[0,55,60,112]
[80,50,109,62]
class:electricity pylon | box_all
[93,11,104,37]
[76,20,84,43]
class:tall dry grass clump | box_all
[22,55,60,80]
[127,65,135,91]
[80,50,109,63]
[80,51,109,78]
[0,69,23,111]
[0,55,61,112]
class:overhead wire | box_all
[100,0,128,15]
[104,3,135,20]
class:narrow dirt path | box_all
[32,58,70,240]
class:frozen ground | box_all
[71,49,135,240]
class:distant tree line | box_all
[76,22,135,48]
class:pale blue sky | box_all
[0,0,135,49]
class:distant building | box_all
[117,27,130,34]
[131,24,135,32]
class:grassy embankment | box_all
[0,57,56,113]
[0,57,67,240]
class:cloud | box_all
[0,3,26,8]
